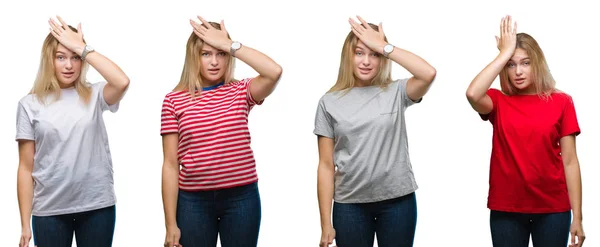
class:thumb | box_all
[571,231,576,246]
[77,23,84,37]
[220,19,227,33]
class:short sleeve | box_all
[241,78,264,107]
[559,94,580,137]
[160,95,179,135]
[399,78,422,108]
[479,88,500,122]
[313,97,334,138]
[16,101,34,141]
[97,81,120,113]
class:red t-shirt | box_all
[480,88,580,213]
[160,78,262,191]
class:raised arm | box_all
[317,136,336,247]
[17,140,34,247]
[190,16,283,102]
[466,15,516,114]
[349,16,436,101]
[48,16,130,106]
[161,133,182,247]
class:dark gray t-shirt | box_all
[314,78,420,203]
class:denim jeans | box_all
[333,192,417,247]
[490,210,571,247]
[32,205,116,247]
[177,182,261,247]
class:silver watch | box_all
[383,44,394,57]
[230,41,242,57]
[81,45,95,61]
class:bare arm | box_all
[85,51,130,106]
[17,140,34,247]
[317,136,336,247]
[49,16,130,106]
[560,135,586,246]
[162,133,182,247]
[231,44,283,102]
[190,17,282,103]
[466,15,517,114]
[387,47,436,102]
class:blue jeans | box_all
[333,192,417,247]
[177,182,261,247]
[32,205,116,247]
[490,210,571,247]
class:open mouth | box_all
[207,68,220,75]
[515,78,526,84]
[62,72,75,78]
[358,68,372,74]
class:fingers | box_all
[348,18,362,35]
[56,16,69,29]
[570,232,576,246]
[196,16,211,30]
[378,22,385,38]
[513,21,517,34]
[48,18,62,34]
[356,16,370,30]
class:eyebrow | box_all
[56,51,78,55]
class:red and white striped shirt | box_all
[160,78,262,191]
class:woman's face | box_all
[507,48,534,94]
[353,40,381,85]
[54,43,82,88]
[199,43,229,85]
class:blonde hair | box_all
[499,33,556,98]
[174,22,236,98]
[328,23,393,93]
[31,25,91,104]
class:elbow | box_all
[465,88,479,102]
[119,77,131,91]
[426,67,437,83]
[270,64,283,82]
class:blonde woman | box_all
[161,16,282,247]
[16,16,129,247]
[314,16,436,247]
[466,16,586,247]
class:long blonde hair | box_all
[31,26,91,104]
[174,22,236,98]
[499,33,556,98]
[328,23,393,93]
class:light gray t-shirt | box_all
[16,81,119,216]
[314,78,420,203]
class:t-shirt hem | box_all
[334,186,418,204]
[179,178,259,192]
[488,205,571,214]
[32,200,117,217]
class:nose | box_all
[515,65,523,75]
[210,54,219,66]
[361,54,371,66]
[65,59,73,69]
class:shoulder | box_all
[550,91,575,105]
[227,77,254,88]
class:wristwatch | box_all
[230,41,242,57]
[383,44,394,58]
[81,45,95,61]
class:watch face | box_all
[232,42,241,50]
[384,44,393,53]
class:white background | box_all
[0,0,598,246]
